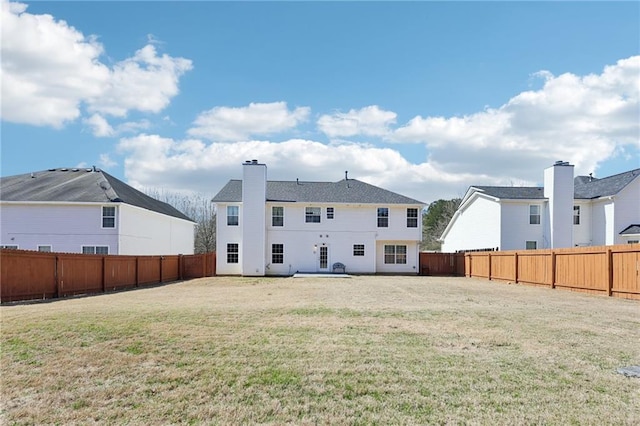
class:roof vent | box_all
[60,168,68,171]
[251,159,258,164]
[345,170,348,180]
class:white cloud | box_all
[393,56,640,180]
[1,1,191,127]
[117,135,480,202]
[187,102,310,141]
[99,153,117,169]
[84,114,115,137]
[317,105,397,138]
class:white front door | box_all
[318,245,330,272]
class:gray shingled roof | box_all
[574,168,640,199]
[212,179,424,205]
[472,186,545,199]
[0,168,194,222]
[620,224,640,235]
[470,168,639,200]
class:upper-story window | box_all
[227,206,239,226]
[407,208,418,228]
[326,207,334,219]
[377,207,389,227]
[305,207,321,223]
[529,205,540,225]
[272,206,284,227]
[38,245,52,252]
[102,206,116,228]
[573,205,580,225]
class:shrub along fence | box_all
[0,250,216,303]
[464,244,639,300]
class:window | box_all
[82,246,109,255]
[272,244,284,264]
[384,245,407,264]
[1,245,18,250]
[377,207,389,227]
[353,244,365,256]
[526,241,537,250]
[38,245,52,252]
[326,207,334,219]
[305,207,321,223]
[227,243,239,263]
[573,205,580,225]
[628,240,639,245]
[529,205,540,225]
[227,206,239,226]
[102,206,116,228]
[272,206,284,227]
[407,208,418,228]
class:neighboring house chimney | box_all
[543,161,574,248]
[242,160,267,276]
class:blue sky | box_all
[2,0,639,203]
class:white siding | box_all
[613,178,640,244]
[215,202,243,275]
[118,204,194,255]
[264,203,420,275]
[543,163,574,248]
[242,163,267,276]
[441,195,501,252]
[573,201,592,246]
[501,201,546,250]
[0,202,118,253]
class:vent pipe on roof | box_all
[345,170,348,180]
[589,173,593,182]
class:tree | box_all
[145,189,217,254]
[421,198,461,251]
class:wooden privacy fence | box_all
[419,252,465,276]
[0,250,216,303]
[465,244,639,300]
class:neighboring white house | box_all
[212,160,425,276]
[441,162,640,252]
[0,168,196,255]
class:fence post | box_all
[607,248,613,297]
[102,256,107,293]
[160,256,164,283]
[179,254,183,280]
[514,252,518,283]
[550,250,556,289]
[488,252,492,280]
[135,257,139,288]
[55,255,60,299]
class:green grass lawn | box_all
[2,276,639,425]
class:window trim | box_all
[377,207,389,228]
[227,205,239,226]
[407,208,418,228]
[529,205,541,225]
[82,245,109,255]
[102,206,116,229]
[226,243,239,264]
[305,207,321,223]
[272,243,284,264]
[384,244,407,264]
[272,206,284,227]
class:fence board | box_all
[1,250,217,303]
[419,253,464,276]
[462,244,639,300]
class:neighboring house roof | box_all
[471,186,545,200]
[467,168,640,201]
[619,224,640,236]
[574,168,640,199]
[212,179,424,205]
[0,168,194,222]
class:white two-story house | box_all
[440,162,640,252]
[0,167,196,255]
[212,160,425,276]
